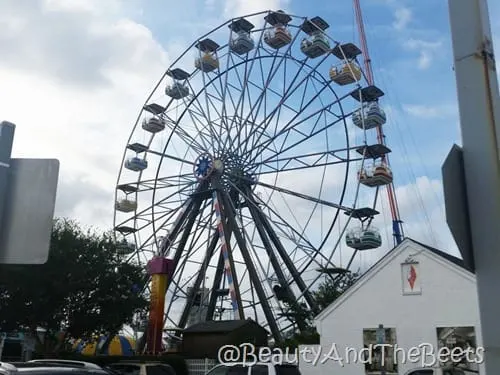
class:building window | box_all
[362,326,398,374]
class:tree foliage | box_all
[0,219,148,344]
[313,271,360,311]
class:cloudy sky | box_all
[1,0,499,273]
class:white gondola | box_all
[230,31,255,55]
[142,117,165,133]
[264,25,292,49]
[115,198,137,213]
[352,102,386,130]
[125,157,147,172]
[358,162,393,187]
[195,52,219,73]
[346,227,382,250]
[117,239,135,255]
[329,62,362,85]
[165,81,189,100]
[300,32,330,58]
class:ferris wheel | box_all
[113,10,394,342]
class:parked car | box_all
[107,362,176,375]
[205,362,301,375]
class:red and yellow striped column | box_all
[146,256,173,354]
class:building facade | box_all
[299,238,484,375]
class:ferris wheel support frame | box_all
[218,187,283,341]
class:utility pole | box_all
[444,0,500,373]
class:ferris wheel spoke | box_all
[241,50,334,157]
[245,90,349,166]
[250,107,352,169]
[177,100,213,152]
[117,179,198,229]
[162,119,208,156]
[233,30,304,156]
[119,173,194,193]
[219,48,273,155]
[253,147,356,174]
[227,171,350,212]
[182,100,221,151]
[214,53,248,153]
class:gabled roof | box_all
[314,238,474,323]
[183,319,267,334]
[411,239,472,272]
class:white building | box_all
[299,238,484,375]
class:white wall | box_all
[299,241,483,375]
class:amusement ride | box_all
[113,2,406,352]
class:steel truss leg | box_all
[219,189,283,342]
[250,192,320,314]
[246,196,307,332]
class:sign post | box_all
[376,324,386,375]
[445,0,500,373]
[0,121,60,264]
[0,122,15,230]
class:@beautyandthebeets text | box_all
[218,343,484,367]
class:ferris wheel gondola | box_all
[113,10,394,348]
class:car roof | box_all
[109,363,172,367]
[29,361,102,369]
[212,363,297,368]
[17,368,84,372]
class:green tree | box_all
[313,271,360,310]
[0,219,148,354]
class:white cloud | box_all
[393,7,412,30]
[223,0,290,19]
[0,0,169,229]
[402,38,443,70]
[403,103,458,119]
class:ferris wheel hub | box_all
[193,153,214,180]
[213,159,224,171]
